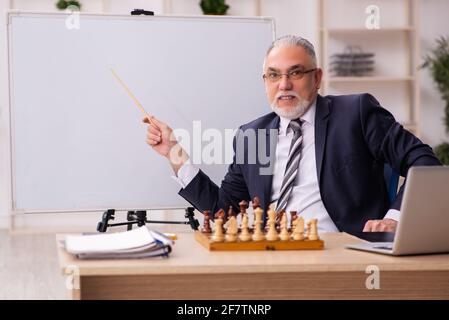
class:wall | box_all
[0,0,448,230]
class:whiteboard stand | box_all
[96,207,199,233]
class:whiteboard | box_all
[8,12,274,212]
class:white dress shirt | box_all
[172,99,400,232]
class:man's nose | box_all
[278,74,293,91]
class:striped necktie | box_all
[276,119,303,213]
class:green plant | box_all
[200,0,229,15]
[56,0,81,10]
[434,143,449,164]
[421,36,449,164]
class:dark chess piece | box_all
[215,208,226,221]
[238,200,249,232]
[215,208,226,233]
[227,206,236,218]
[275,209,286,232]
[201,210,212,233]
[252,196,261,210]
[290,211,298,231]
[239,200,248,215]
[252,196,262,231]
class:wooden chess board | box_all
[194,231,325,251]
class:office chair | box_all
[384,164,400,202]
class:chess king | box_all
[144,35,440,236]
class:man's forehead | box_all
[267,64,305,71]
[265,46,312,70]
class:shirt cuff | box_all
[384,209,401,222]
[171,161,200,188]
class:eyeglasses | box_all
[263,68,317,83]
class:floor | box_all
[0,231,67,300]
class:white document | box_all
[64,226,172,259]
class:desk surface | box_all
[57,232,449,276]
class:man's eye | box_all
[290,70,302,77]
[268,73,280,79]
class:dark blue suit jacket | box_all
[179,94,441,233]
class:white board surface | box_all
[8,12,274,212]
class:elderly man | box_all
[144,35,440,234]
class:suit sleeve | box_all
[178,128,250,215]
[359,93,442,211]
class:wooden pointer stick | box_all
[110,68,157,127]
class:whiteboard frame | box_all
[6,11,276,214]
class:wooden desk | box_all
[56,232,449,300]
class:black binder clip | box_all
[131,9,154,16]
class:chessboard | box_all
[194,197,325,251]
[195,231,324,251]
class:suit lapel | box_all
[315,95,330,183]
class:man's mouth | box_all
[278,95,297,101]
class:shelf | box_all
[327,76,415,83]
[322,27,415,34]
[319,0,421,137]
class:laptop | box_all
[346,166,449,256]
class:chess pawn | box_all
[308,218,319,241]
[251,207,265,241]
[265,208,279,241]
[251,196,261,210]
[279,213,290,241]
[212,209,225,242]
[201,210,212,233]
[238,213,251,242]
[292,216,305,241]
[225,206,238,242]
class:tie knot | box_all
[289,119,302,133]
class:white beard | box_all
[270,91,311,120]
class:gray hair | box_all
[263,35,317,71]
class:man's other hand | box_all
[363,218,397,232]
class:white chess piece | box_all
[308,218,319,241]
[239,213,251,242]
[292,216,305,241]
[252,207,265,241]
[225,215,238,242]
[265,208,279,241]
[279,213,290,241]
[212,217,225,242]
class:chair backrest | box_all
[384,164,399,202]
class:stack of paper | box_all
[64,226,173,259]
